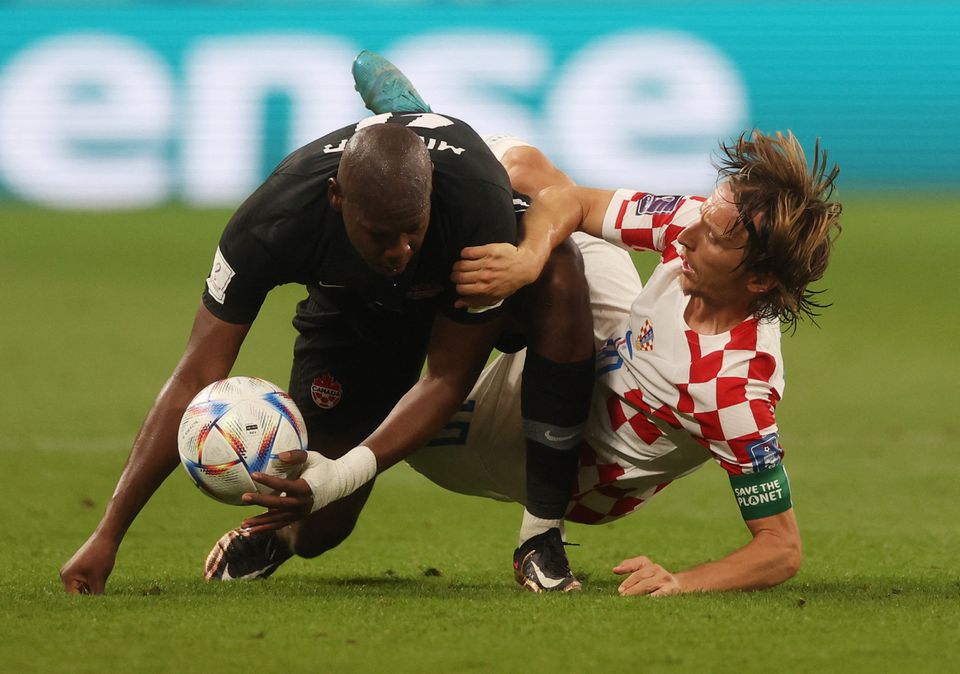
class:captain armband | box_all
[729,463,793,520]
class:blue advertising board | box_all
[0,2,956,207]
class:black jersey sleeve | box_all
[201,173,323,324]
[432,177,519,324]
[201,230,275,325]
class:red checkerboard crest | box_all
[311,373,342,409]
[634,319,655,352]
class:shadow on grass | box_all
[47,574,512,601]
[19,573,960,604]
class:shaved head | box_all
[328,124,434,277]
[337,124,433,221]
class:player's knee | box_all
[538,240,588,307]
[289,506,362,558]
[525,242,592,359]
[501,145,573,196]
[292,521,356,559]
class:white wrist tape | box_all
[300,446,378,513]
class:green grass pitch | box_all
[1,195,958,672]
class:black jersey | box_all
[201,113,518,331]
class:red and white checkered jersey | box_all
[566,190,786,525]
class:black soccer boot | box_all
[513,528,582,593]
[203,528,293,581]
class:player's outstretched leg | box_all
[352,50,431,114]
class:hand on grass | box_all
[613,555,683,597]
[60,535,117,595]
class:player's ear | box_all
[746,271,777,295]
[328,177,343,211]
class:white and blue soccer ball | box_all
[177,376,308,506]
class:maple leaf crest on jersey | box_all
[310,373,343,409]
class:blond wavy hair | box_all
[717,131,843,331]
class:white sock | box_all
[519,509,564,547]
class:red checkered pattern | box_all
[608,190,705,265]
[604,319,782,471]
[566,442,672,524]
[562,188,787,523]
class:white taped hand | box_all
[299,446,378,513]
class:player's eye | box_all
[403,218,427,237]
[369,230,395,244]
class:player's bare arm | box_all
[453,185,615,305]
[59,305,250,594]
[363,312,506,469]
[238,312,505,529]
[614,507,802,596]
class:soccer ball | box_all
[177,376,308,506]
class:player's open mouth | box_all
[681,256,693,274]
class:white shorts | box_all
[406,234,680,523]
[481,134,532,162]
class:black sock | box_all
[521,350,595,520]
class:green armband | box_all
[729,463,793,520]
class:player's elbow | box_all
[754,526,802,588]
[782,542,803,581]
[500,145,571,196]
[773,535,803,584]
[753,540,801,591]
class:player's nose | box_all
[677,222,698,249]
[382,236,413,270]
[385,235,411,258]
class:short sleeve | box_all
[200,230,275,325]
[200,174,311,324]
[601,190,705,260]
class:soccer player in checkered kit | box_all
[415,133,841,595]
[60,55,597,594]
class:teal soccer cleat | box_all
[352,50,432,114]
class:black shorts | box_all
[287,294,435,445]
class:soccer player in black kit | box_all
[60,55,593,594]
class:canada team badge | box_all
[311,373,343,409]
